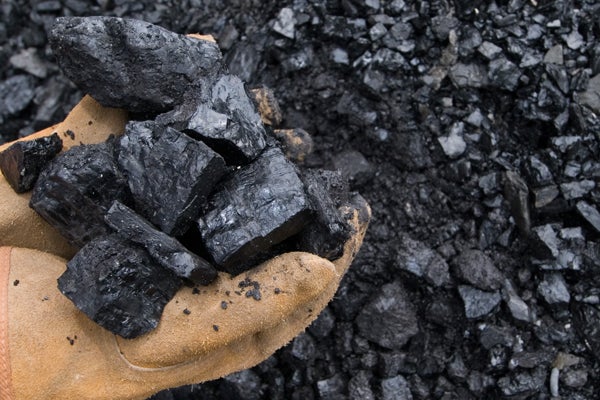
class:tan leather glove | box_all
[0,97,370,400]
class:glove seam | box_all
[0,247,14,400]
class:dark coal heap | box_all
[1,0,600,398]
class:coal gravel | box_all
[3,0,600,398]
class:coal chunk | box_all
[58,234,181,338]
[30,141,131,247]
[159,74,267,165]
[458,285,501,319]
[355,281,419,350]
[0,133,62,193]
[49,16,223,113]
[118,121,226,236]
[297,170,351,260]
[451,249,504,291]
[197,146,311,274]
[105,201,217,285]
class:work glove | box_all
[0,94,370,400]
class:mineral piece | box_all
[118,121,226,236]
[0,133,62,193]
[105,201,217,285]
[48,16,223,113]
[58,234,182,338]
[159,74,267,165]
[30,141,131,247]
[198,146,312,274]
[297,170,351,260]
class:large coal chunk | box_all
[105,201,217,285]
[58,234,182,338]
[158,74,267,164]
[297,169,351,260]
[0,133,62,193]
[118,121,227,236]
[198,146,312,274]
[30,141,131,247]
[48,16,223,113]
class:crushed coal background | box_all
[2,0,600,399]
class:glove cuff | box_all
[0,247,14,400]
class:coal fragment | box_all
[504,171,531,235]
[297,170,351,260]
[576,201,600,233]
[488,57,521,91]
[451,249,504,291]
[49,16,223,113]
[198,146,311,274]
[0,75,35,120]
[579,74,600,114]
[58,234,182,338]
[332,150,375,189]
[0,133,62,193]
[395,233,451,287]
[30,141,131,247]
[159,74,267,164]
[457,285,501,319]
[105,201,217,285]
[355,281,419,350]
[537,273,570,304]
[118,121,226,236]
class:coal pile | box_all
[2,0,600,399]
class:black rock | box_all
[49,16,223,113]
[504,171,531,235]
[488,57,521,91]
[317,374,347,400]
[332,150,375,189]
[105,201,217,285]
[451,249,504,291]
[497,367,546,397]
[537,273,570,304]
[0,75,35,120]
[58,234,182,338]
[30,141,131,247]
[158,74,267,165]
[395,234,451,287]
[576,201,600,233]
[381,375,412,400]
[118,121,226,236]
[457,285,501,319]
[355,281,419,350]
[297,170,351,260]
[197,146,311,274]
[0,133,62,193]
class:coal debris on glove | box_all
[0,133,62,193]
[58,234,182,338]
[48,16,223,113]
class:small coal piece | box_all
[198,146,312,274]
[30,141,131,247]
[48,16,223,113]
[297,169,351,260]
[118,121,226,236]
[160,74,267,165]
[58,234,182,338]
[0,133,62,193]
[105,201,217,285]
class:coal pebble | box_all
[118,121,226,236]
[58,234,181,338]
[0,133,62,193]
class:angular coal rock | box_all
[30,141,131,247]
[197,146,312,274]
[159,74,267,165]
[0,75,35,121]
[296,169,351,260]
[504,171,531,235]
[58,234,182,338]
[0,133,62,193]
[458,285,501,319]
[576,201,600,233]
[395,233,451,287]
[451,249,504,291]
[105,201,217,285]
[355,281,418,350]
[49,16,223,113]
[118,121,226,236]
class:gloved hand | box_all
[0,96,370,400]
